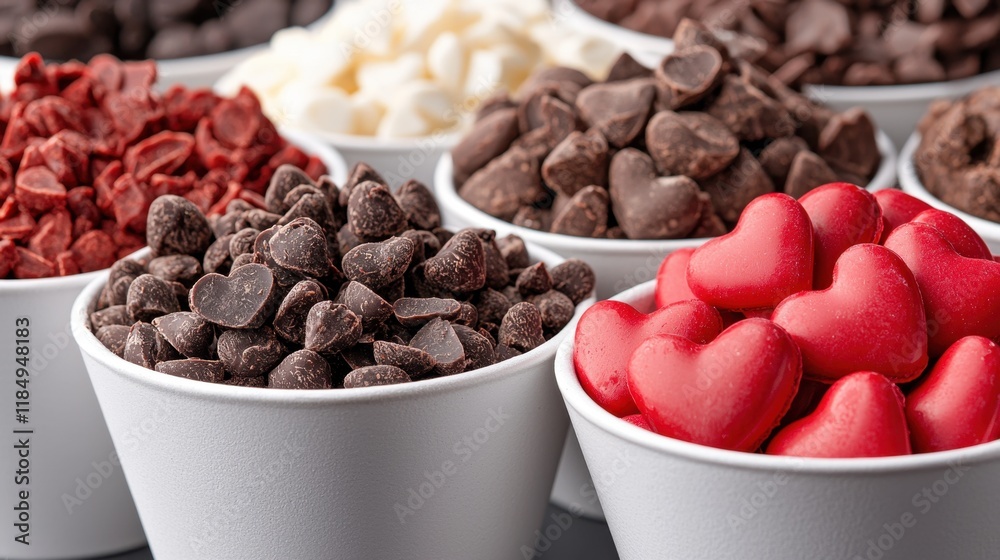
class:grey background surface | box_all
[104,505,620,560]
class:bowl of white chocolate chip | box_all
[216,0,621,185]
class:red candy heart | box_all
[627,318,801,452]
[911,208,992,260]
[655,248,697,308]
[767,371,911,458]
[772,244,928,383]
[906,336,1000,453]
[688,193,813,310]
[799,183,882,289]
[873,189,931,243]
[574,299,723,417]
[884,223,1000,356]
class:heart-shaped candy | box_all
[687,193,813,310]
[911,208,992,260]
[771,244,928,382]
[906,336,1000,453]
[575,299,723,417]
[654,248,697,308]
[799,182,883,289]
[190,263,278,329]
[872,189,931,243]
[884,223,1000,355]
[627,318,801,451]
[767,371,911,458]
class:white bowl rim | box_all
[898,132,1000,239]
[72,243,595,406]
[434,130,896,253]
[555,279,1000,474]
[289,127,465,153]
[0,126,347,285]
[553,0,1000,102]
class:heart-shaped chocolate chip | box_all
[190,263,277,329]
[609,148,703,240]
[423,230,487,293]
[541,129,610,197]
[342,236,415,290]
[707,75,795,141]
[269,217,330,278]
[645,111,739,180]
[655,45,724,108]
[575,79,656,148]
[304,302,362,354]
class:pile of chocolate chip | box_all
[0,0,332,61]
[914,86,1000,223]
[453,19,882,240]
[89,163,595,389]
[574,0,1000,87]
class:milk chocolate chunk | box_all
[609,148,702,239]
[818,108,881,179]
[699,149,775,225]
[656,45,724,108]
[550,186,609,238]
[708,76,795,141]
[783,151,839,199]
[452,108,520,186]
[646,111,739,180]
[460,147,545,221]
[541,130,609,197]
[576,79,656,148]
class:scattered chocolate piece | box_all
[343,365,411,388]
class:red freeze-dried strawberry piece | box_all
[13,53,50,89]
[61,76,98,109]
[40,132,91,187]
[88,55,124,92]
[48,60,88,91]
[1,103,36,161]
[122,61,157,92]
[0,197,17,221]
[23,97,87,136]
[266,144,310,171]
[238,189,267,209]
[13,248,56,279]
[114,230,145,258]
[20,143,46,169]
[184,183,223,214]
[194,118,230,170]
[210,87,264,149]
[0,157,12,200]
[0,239,18,277]
[28,208,73,260]
[70,230,117,273]
[207,181,243,216]
[124,131,195,182]
[304,156,327,180]
[164,86,221,132]
[55,251,80,276]
[94,160,124,212]
[149,172,195,199]
[109,173,150,233]
[103,90,164,144]
[15,166,67,214]
[0,212,36,240]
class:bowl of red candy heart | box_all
[556,182,1000,560]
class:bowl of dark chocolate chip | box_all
[555,0,1000,147]
[899,86,1000,253]
[0,0,335,88]
[436,25,896,300]
[71,161,596,560]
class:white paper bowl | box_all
[300,129,460,187]
[0,128,343,559]
[0,271,147,559]
[556,279,1000,560]
[435,130,896,301]
[71,243,594,560]
[436,132,893,520]
[805,69,1000,150]
[551,0,673,66]
[898,132,1000,254]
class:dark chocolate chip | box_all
[342,236,415,290]
[229,228,260,259]
[217,327,286,378]
[348,181,409,239]
[372,341,435,377]
[334,281,393,331]
[473,288,513,325]
[203,233,234,275]
[453,324,497,371]
[496,235,529,269]
[266,164,315,215]
[91,305,131,330]
[550,259,596,305]
[269,350,333,390]
[422,230,487,293]
[395,180,441,230]
[393,297,462,327]
[516,262,553,296]
[269,217,330,278]
[155,359,225,383]
[528,290,576,331]
[273,279,328,344]
[123,322,160,369]
[498,302,546,353]
[459,148,545,221]
[97,325,131,357]
[126,274,181,322]
[152,311,214,359]
[190,263,277,329]
[147,195,213,257]
[343,365,411,388]
[304,301,362,354]
[409,318,466,376]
